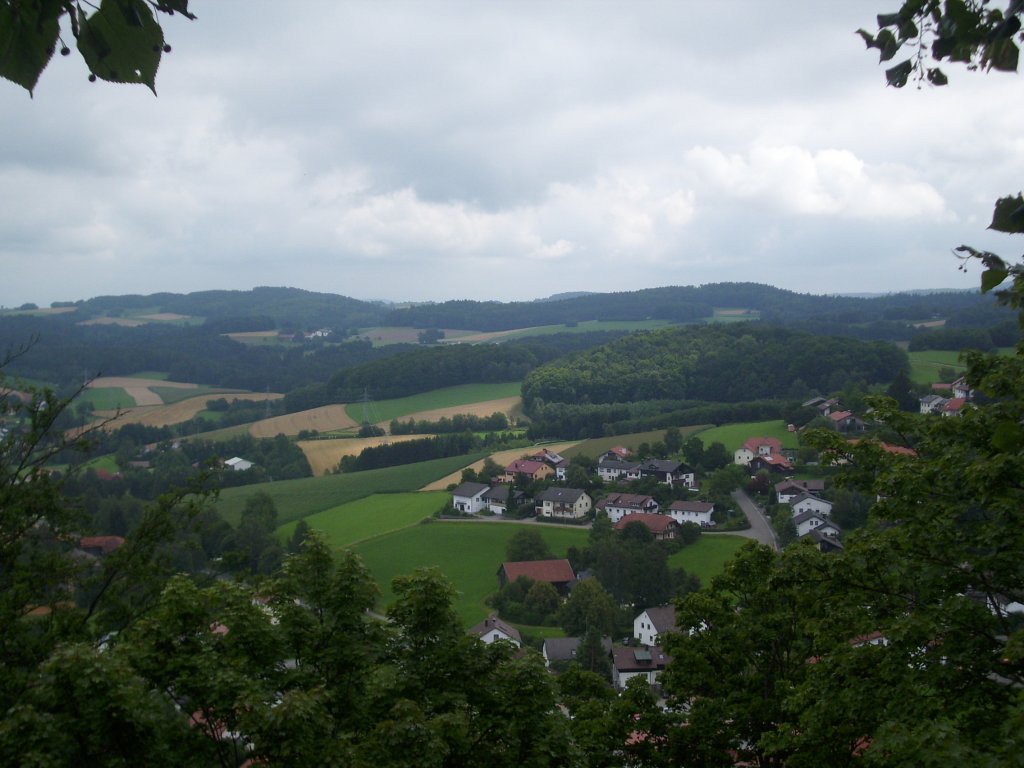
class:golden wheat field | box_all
[249,405,359,438]
[385,396,523,427]
[95,392,281,430]
[298,434,431,476]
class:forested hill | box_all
[521,323,908,407]
[384,282,1010,335]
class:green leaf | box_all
[0,0,63,95]
[988,194,1024,234]
[991,421,1024,451]
[155,1,197,21]
[981,267,1009,293]
[926,67,948,85]
[983,38,1019,72]
[877,29,900,61]
[76,0,164,94]
[885,59,913,87]
[877,13,902,27]
[856,29,878,49]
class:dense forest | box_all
[522,324,907,408]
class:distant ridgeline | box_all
[0,284,1014,402]
[521,324,908,439]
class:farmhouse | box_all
[534,487,592,519]
[667,499,715,527]
[596,493,659,523]
[614,513,680,540]
[498,559,576,596]
[634,604,677,647]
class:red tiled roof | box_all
[614,513,678,534]
[501,559,575,584]
[78,535,125,555]
[943,397,966,412]
[828,410,853,422]
[741,436,783,452]
[597,493,655,510]
[505,459,548,475]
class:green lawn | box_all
[344,382,522,424]
[214,453,488,526]
[151,386,243,405]
[692,420,798,452]
[668,534,749,586]
[351,522,589,624]
[277,492,446,546]
[484,319,677,341]
[907,349,967,385]
[79,387,136,410]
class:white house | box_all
[791,493,833,518]
[450,482,490,514]
[610,645,671,690]
[634,604,677,646]
[481,485,521,515]
[597,458,641,483]
[919,394,948,414]
[774,479,826,504]
[534,488,592,519]
[667,500,715,527]
[467,614,522,647]
[596,493,659,523]
[794,510,841,539]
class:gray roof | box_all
[543,636,612,663]
[638,459,687,474]
[640,604,677,634]
[535,487,587,503]
[451,482,490,498]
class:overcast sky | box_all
[2,2,1021,307]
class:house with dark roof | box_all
[919,394,948,415]
[534,487,591,519]
[793,510,841,539]
[468,614,522,647]
[481,485,524,515]
[450,482,491,514]
[498,559,576,595]
[829,410,866,433]
[633,605,677,646]
[791,493,833,518]
[636,459,694,488]
[748,453,792,473]
[596,493,659,523]
[610,645,672,690]
[542,635,613,668]
[614,513,680,540]
[774,478,826,504]
[667,499,715,527]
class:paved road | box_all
[728,489,779,550]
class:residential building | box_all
[614,513,680,540]
[468,614,522,647]
[610,645,671,690]
[498,559,576,596]
[667,499,715,527]
[534,487,592,519]
[596,493,659,523]
[634,605,677,646]
[450,482,490,514]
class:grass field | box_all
[79,387,137,410]
[353,524,749,625]
[277,491,446,546]
[214,453,489,526]
[907,349,967,385]
[708,308,761,323]
[355,327,481,346]
[351,522,589,623]
[151,385,240,405]
[693,420,798,451]
[561,426,711,460]
[668,534,749,585]
[344,382,522,424]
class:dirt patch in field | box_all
[298,434,429,476]
[78,317,147,327]
[88,376,198,407]
[141,313,191,321]
[249,405,359,438]
[912,319,946,328]
[225,330,279,341]
[419,441,579,491]
[93,392,282,430]
[383,396,523,428]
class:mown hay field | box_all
[250,405,358,439]
[386,395,523,428]
[298,434,438,477]
[95,392,281,430]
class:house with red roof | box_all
[828,410,866,433]
[498,559,576,595]
[500,458,554,483]
[78,535,125,557]
[614,513,680,540]
[736,436,791,473]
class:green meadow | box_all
[482,319,677,341]
[214,453,487,526]
[693,420,798,452]
[668,534,749,585]
[78,388,137,411]
[151,385,242,405]
[907,349,967,385]
[277,492,446,547]
[344,382,522,423]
